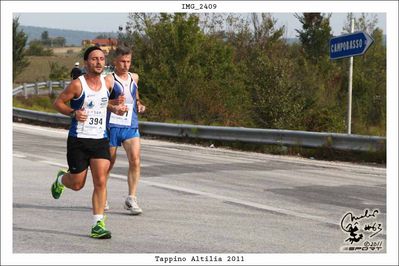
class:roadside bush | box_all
[26,41,54,56]
[48,62,69,80]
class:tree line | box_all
[13,13,386,136]
[26,30,69,56]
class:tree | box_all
[292,13,348,132]
[26,40,54,56]
[118,13,250,125]
[41,31,51,46]
[226,13,302,129]
[295,13,332,62]
[13,17,30,80]
[41,31,49,41]
[95,33,113,39]
[53,37,66,47]
[245,48,307,129]
[342,13,379,34]
[250,13,285,48]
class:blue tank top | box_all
[69,75,109,139]
[107,72,139,129]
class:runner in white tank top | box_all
[52,46,126,239]
[104,46,146,215]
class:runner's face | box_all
[114,54,132,75]
[85,50,105,75]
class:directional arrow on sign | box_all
[330,31,374,60]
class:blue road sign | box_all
[330,31,374,60]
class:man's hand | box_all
[111,104,129,115]
[138,102,146,113]
[108,94,128,115]
[75,108,88,122]
[109,95,125,105]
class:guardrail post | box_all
[35,82,39,95]
[48,80,53,95]
[23,83,28,99]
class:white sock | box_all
[93,214,104,226]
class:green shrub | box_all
[48,61,69,80]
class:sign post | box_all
[329,23,374,134]
[348,19,354,135]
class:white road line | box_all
[13,152,154,169]
[13,122,68,136]
[109,173,333,225]
[39,161,68,168]
[13,154,27,158]
[13,152,62,162]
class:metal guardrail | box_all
[13,82,386,153]
[13,107,386,153]
[13,81,71,97]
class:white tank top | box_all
[115,73,134,104]
[69,75,109,139]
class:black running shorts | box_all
[67,136,111,174]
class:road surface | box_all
[12,123,386,256]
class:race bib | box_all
[77,108,107,137]
[109,103,133,126]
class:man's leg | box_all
[89,158,112,239]
[105,146,118,210]
[61,171,88,190]
[122,137,141,196]
[122,137,142,214]
[52,136,89,198]
[51,169,88,199]
[107,147,118,176]
[90,158,110,215]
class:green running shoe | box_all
[51,169,67,199]
[91,216,111,239]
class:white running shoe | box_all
[124,196,142,215]
[104,200,110,211]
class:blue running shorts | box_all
[108,128,140,147]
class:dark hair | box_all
[114,46,132,57]
[83,46,103,60]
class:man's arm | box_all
[104,73,114,94]
[132,73,145,113]
[53,79,87,121]
[105,73,128,115]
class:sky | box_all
[15,12,386,38]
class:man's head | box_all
[83,46,105,75]
[74,62,79,67]
[113,46,132,75]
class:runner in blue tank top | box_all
[105,46,146,215]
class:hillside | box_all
[20,25,118,46]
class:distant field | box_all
[53,46,82,55]
[14,54,81,84]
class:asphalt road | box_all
[12,122,386,255]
